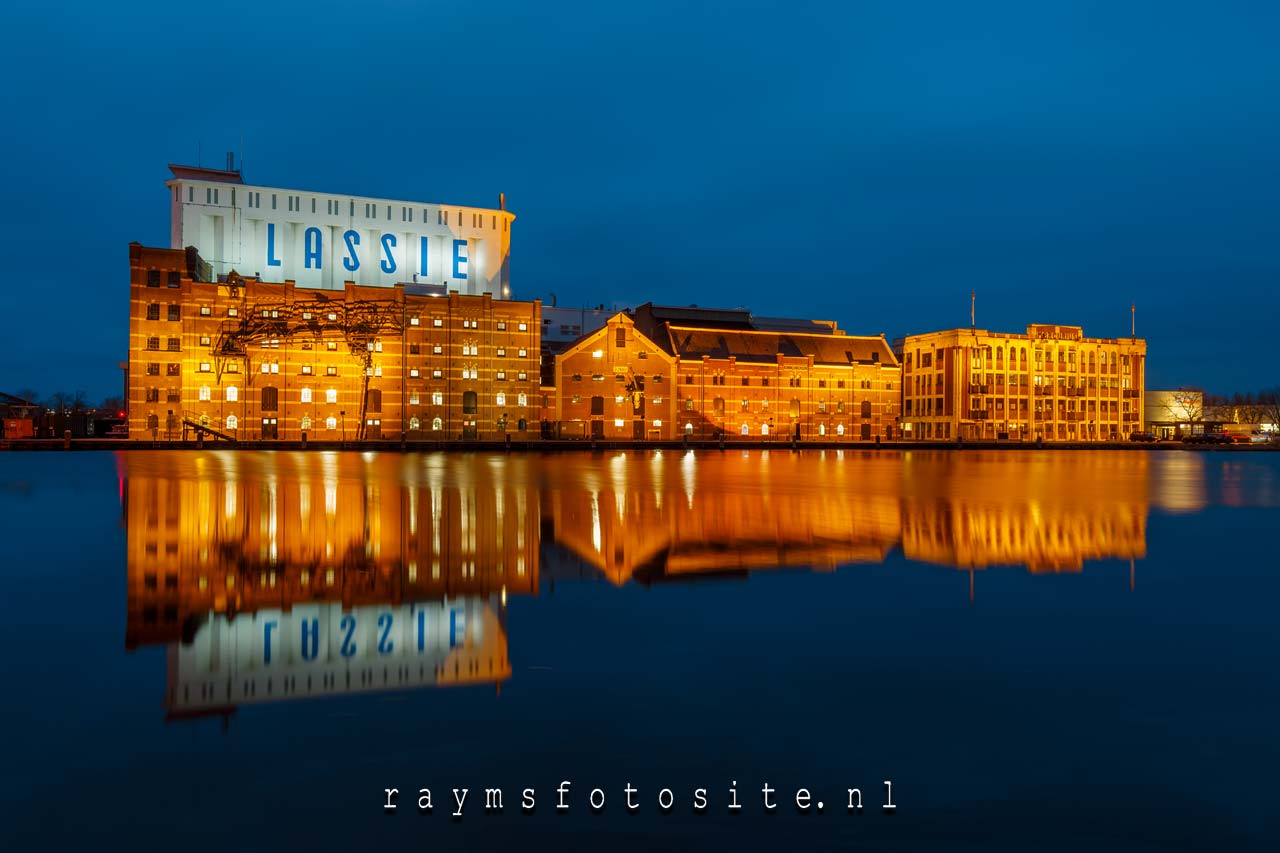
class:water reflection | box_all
[122,450,1181,718]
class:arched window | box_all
[740,423,749,435]
[819,423,826,436]
[300,387,312,403]
[685,422,694,435]
[198,386,211,401]
[301,416,312,431]
[517,393,528,407]
[325,416,337,430]
[409,416,420,431]
[837,422,845,436]
[199,414,210,427]
[996,347,1003,368]
[225,386,238,402]
[326,388,338,403]
[432,417,443,431]
[761,423,770,436]
[225,414,238,430]
[861,400,872,418]
[495,392,506,407]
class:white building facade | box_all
[165,163,514,296]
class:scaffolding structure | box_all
[210,273,405,440]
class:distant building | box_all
[1144,389,1204,439]
[0,391,39,438]
[896,325,1147,442]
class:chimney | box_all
[498,192,505,211]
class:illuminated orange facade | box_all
[898,325,1147,441]
[555,310,901,442]
[127,244,542,442]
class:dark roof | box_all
[0,391,39,407]
[168,164,244,184]
[665,327,897,366]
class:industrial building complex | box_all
[122,162,1148,444]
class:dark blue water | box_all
[0,449,1276,851]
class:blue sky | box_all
[1,0,1277,401]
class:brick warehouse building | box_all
[556,306,900,441]
[127,244,543,442]
[896,325,1147,442]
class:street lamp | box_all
[340,409,346,446]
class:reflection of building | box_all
[897,325,1147,441]
[547,450,901,583]
[124,452,539,716]
[899,453,1149,571]
[168,598,507,719]
[123,449,1163,717]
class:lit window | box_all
[227,308,238,317]
[518,323,527,331]
[199,305,211,316]
[198,386,211,401]
[653,419,663,427]
[432,391,444,405]
[497,348,506,357]
[410,317,420,326]
[409,416,420,430]
[433,318,443,327]
[614,419,625,427]
[517,393,528,406]
[410,392,420,405]
[198,362,211,373]
[301,416,312,431]
[518,371,527,381]
[225,415,238,430]
[326,388,337,403]
[433,345,443,354]
[432,369,443,379]
[302,365,312,375]
[325,416,337,430]
[592,350,603,359]
[518,348,527,357]
[410,368,420,377]
[432,417,442,431]
[300,387,312,403]
[225,386,238,402]
[496,392,506,406]
[497,371,507,381]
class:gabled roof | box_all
[665,327,898,366]
[0,391,39,407]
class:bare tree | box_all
[1162,387,1204,431]
[1258,388,1280,432]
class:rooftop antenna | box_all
[1131,301,1136,338]
[970,289,976,329]
[498,192,506,211]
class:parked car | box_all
[1184,433,1232,445]
[1129,431,1157,443]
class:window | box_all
[301,416,312,432]
[166,363,180,377]
[518,393,528,406]
[685,422,694,435]
[518,348,527,357]
[145,363,160,376]
[326,388,337,403]
[410,392,420,405]
[409,416,420,430]
[366,389,382,413]
[225,415,238,430]
[327,366,338,376]
[410,316,420,326]
[410,368,420,378]
[225,386,238,402]
[301,364,312,375]
[199,305,211,317]
[496,392,506,407]
[431,391,444,406]
[616,328,626,348]
[227,307,238,318]
[497,371,507,381]
[462,391,478,414]
[590,396,605,415]
[165,304,182,322]
[197,386,211,401]
[146,304,160,320]
[518,323,527,331]
[146,270,161,287]
[300,387,312,403]
[432,417,443,431]
[198,361,211,373]
[433,369,443,379]
[433,345,444,354]
[325,416,337,430]
[497,321,507,331]
[166,337,180,351]
[199,336,211,346]
[433,318,443,327]
[145,388,159,402]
